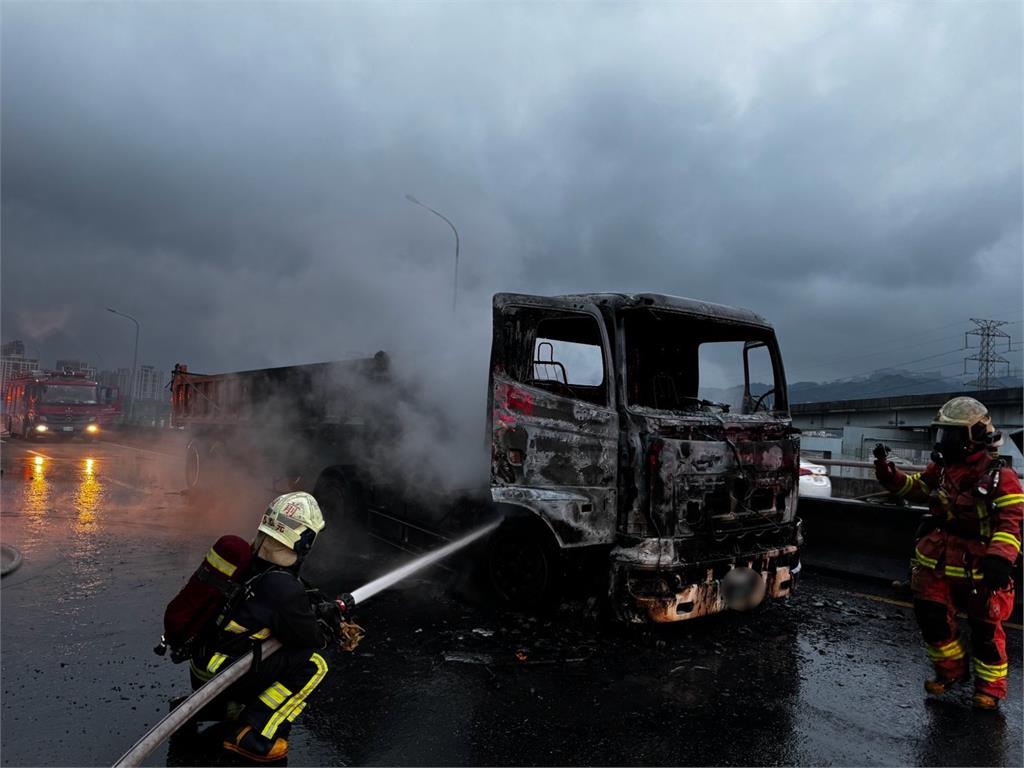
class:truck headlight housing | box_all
[86,424,99,434]
[35,424,49,432]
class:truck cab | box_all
[488,293,801,622]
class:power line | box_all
[802,345,967,385]
[797,319,969,370]
[871,346,967,371]
[854,372,970,399]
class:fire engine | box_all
[2,370,119,439]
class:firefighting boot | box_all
[972,692,1000,710]
[924,675,968,696]
[222,724,288,763]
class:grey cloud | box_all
[1,1,1021,388]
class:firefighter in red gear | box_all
[874,397,1022,709]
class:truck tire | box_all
[185,439,230,492]
[306,473,370,582]
[185,440,203,490]
[312,473,368,531]
[487,518,562,610]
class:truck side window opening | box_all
[532,338,604,388]
[500,310,608,406]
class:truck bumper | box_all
[611,542,800,623]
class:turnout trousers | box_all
[190,646,329,741]
[912,566,1014,699]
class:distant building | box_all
[1,340,39,399]
[98,368,133,397]
[1,340,26,358]
[134,365,166,402]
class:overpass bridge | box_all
[791,386,1023,465]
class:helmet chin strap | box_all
[257,535,299,566]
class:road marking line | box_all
[852,592,912,608]
[104,476,144,491]
[852,592,1023,631]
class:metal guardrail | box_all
[807,456,1022,479]
[808,457,928,472]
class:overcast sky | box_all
[2,1,1022,388]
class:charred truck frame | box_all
[172,293,802,623]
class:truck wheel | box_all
[185,440,203,489]
[312,474,367,531]
[307,473,370,582]
[487,519,561,609]
[185,439,230,491]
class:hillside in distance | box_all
[705,370,1020,407]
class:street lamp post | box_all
[106,307,140,421]
[405,194,460,313]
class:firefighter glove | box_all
[873,445,897,485]
[981,555,1013,590]
[314,598,343,631]
[338,621,365,652]
[874,459,898,485]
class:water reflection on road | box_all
[21,455,52,546]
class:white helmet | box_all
[258,492,325,557]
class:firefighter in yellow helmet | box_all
[874,397,1022,709]
[188,492,353,762]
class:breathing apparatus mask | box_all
[932,426,974,465]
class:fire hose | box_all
[112,519,499,767]
[113,637,282,768]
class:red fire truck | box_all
[2,370,120,439]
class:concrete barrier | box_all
[799,496,1023,611]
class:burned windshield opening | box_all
[39,385,99,405]
[624,310,785,414]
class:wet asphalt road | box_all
[1,433,1021,767]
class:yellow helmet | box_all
[932,397,1002,461]
[258,492,325,557]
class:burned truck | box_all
[172,292,801,622]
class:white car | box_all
[799,458,832,498]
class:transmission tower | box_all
[963,318,1011,390]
